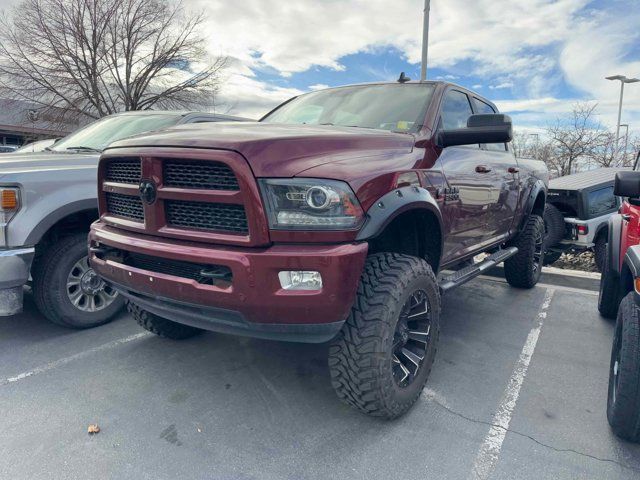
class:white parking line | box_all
[0,332,151,387]
[469,288,556,480]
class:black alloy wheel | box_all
[392,290,433,387]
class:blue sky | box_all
[196,0,640,134]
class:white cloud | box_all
[308,84,330,91]
[191,0,640,128]
[489,82,514,90]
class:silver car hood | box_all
[0,151,99,178]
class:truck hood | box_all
[0,151,99,179]
[107,122,416,177]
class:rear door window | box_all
[588,186,617,217]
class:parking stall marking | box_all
[0,332,151,387]
[470,288,556,480]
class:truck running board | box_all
[438,247,518,293]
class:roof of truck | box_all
[549,167,629,191]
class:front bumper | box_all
[0,247,35,316]
[89,222,369,343]
[0,247,34,289]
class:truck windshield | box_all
[261,83,435,133]
[51,113,182,152]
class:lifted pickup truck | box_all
[89,81,548,418]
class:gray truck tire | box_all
[32,233,124,328]
[607,293,640,442]
[543,204,565,248]
[504,215,545,289]
[127,301,203,339]
[329,253,440,419]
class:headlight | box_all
[259,178,364,230]
[0,187,21,246]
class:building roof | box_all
[0,98,82,136]
[549,167,629,191]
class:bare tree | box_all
[587,131,619,168]
[0,0,227,122]
[546,102,607,176]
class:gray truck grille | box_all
[105,193,144,222]
[163,161,239,190]
[165,200,248,233]
[105,159,141,184]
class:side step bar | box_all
[439,247,518,293]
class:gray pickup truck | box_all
[0,110,248,327]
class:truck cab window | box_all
[441,90,474,130]
[474,98,507,152]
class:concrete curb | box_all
[485,265,600,292]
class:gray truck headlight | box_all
[0,187,21,246]
[259,178,364,230]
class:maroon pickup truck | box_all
[89,80,548,418]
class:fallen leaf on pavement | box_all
[87,424,100,435]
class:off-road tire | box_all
[32,233,124,328]
[543,204,565,248]
[594,232,607,272]
[598,251,621,319]
[607,293,640,442]
[504,215,545,289]
[328,253,440,419]
[127,301,203,339]
[543,250,562,266]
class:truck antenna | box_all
[398,72,411,83]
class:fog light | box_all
[278,271,323,290]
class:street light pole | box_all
[420,0,431,82]
[606,75,640,166]
[620,124,629,166]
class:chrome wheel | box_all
[66,255,118,312]
[392,290,433,388]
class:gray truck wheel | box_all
[543,204,565,248]
[329,253,440,419]
[127,301,203,339]
[504,215,545,289]
[598,252,621,319]
[607,293,640,442]
[32,234,124,328]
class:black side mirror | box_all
[615,171,640,198]
[437,114,513,148]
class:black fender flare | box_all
[520,180,546,230]
[25,199,99,246]
[622,245,640,305]
[594,221,609,240]
[607,214,624,274]
[356,185,444,250]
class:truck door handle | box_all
[475,165,492,173]
[508,167,519,174]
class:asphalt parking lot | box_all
[2,276,640,479]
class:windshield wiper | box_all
[65,146,102,153]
